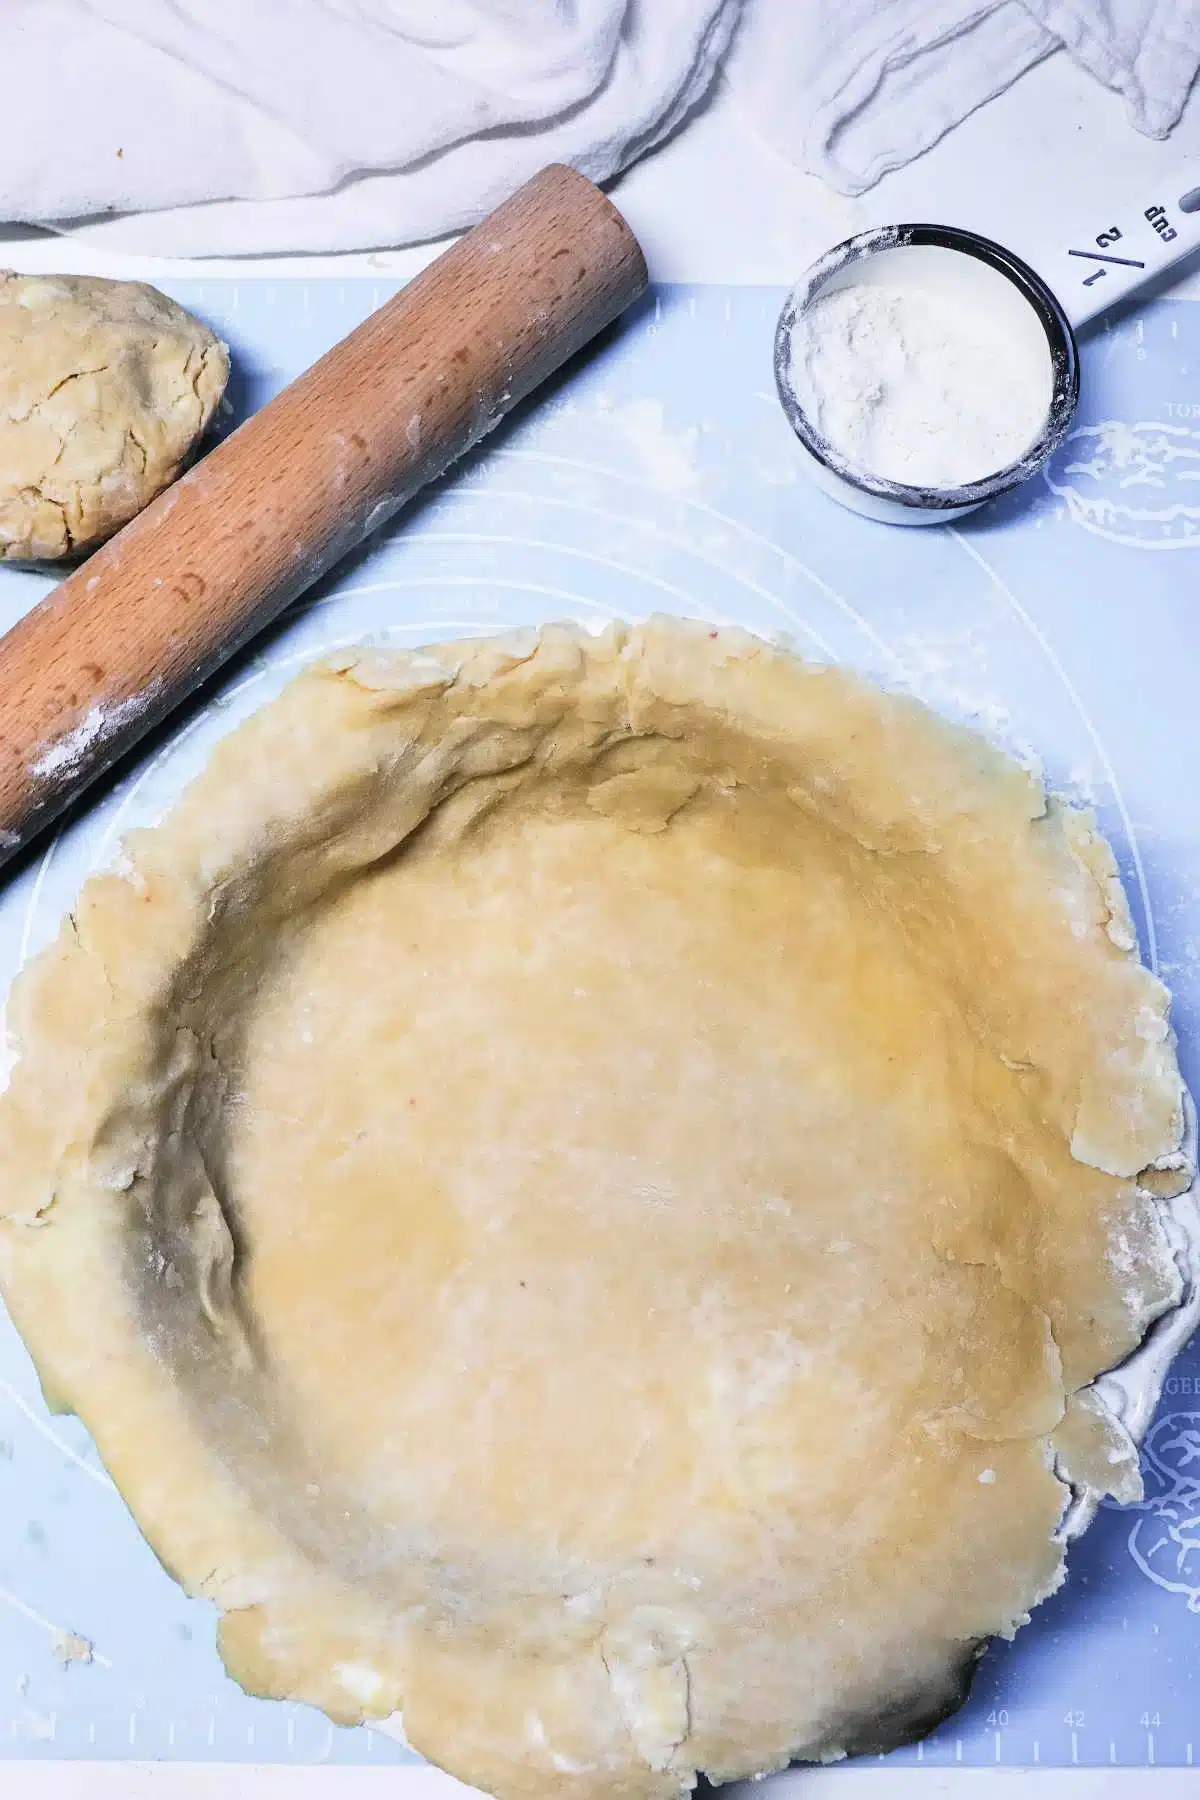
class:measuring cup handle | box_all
[1024,169,1200,332]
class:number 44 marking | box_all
[1142,1713,1162,1729]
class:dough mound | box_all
[0,271,228,561]
[0,620,1189,1800]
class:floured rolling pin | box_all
[0,163,647,870]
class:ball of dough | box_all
[0,271,229,562]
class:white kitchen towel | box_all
[728,0,1200,197]
[0,0,1197,254]
[0,0,739,254]
[1029,0,1200,137]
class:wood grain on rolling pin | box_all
[0,163,648,868]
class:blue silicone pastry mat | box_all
[1,281,1199,1770]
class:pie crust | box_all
[0,618,1188,1798]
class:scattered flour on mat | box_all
[892,630,1043,772]
[1065,762,1101,807]
[888,631,1111,803]
[597,396,700,495]
[3,1597,110,1671]
[54,1629,94,1668]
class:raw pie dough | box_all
[0,272,228,561]
[0,619,1189,1799]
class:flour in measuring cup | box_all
[786,245,1055,490]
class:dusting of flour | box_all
[30,684,162,782]
[0,1009,14,1096]
[598,397,699,495]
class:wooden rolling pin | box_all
[0,163,647,870]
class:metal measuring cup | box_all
[776,174,1200,525]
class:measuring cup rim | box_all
[774,222,1080,512]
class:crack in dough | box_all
[0,618,1189,1800]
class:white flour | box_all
[29,683,162,781]
[786,244,1055,490]
[599,396,700,495]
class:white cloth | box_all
[0,0,1196,254]
[0,0,739,253]
[729,0,1200,197]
